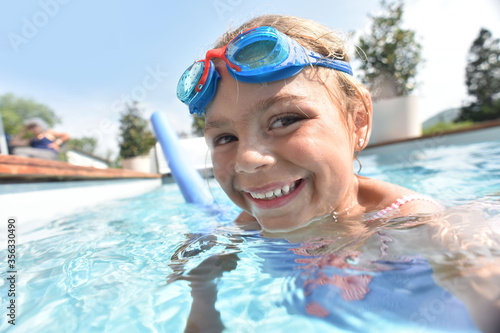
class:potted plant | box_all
[356,0,423,144]
[118,102,156,172]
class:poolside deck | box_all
[0,155,160,183]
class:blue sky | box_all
[1,0,499,157]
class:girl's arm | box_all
[379,210,500,333]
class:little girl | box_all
[175,15,499,332]
[177,14,442,232]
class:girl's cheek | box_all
[213,157,233,185]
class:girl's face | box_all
[204,67,361,232]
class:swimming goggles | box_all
[177,26,353,116]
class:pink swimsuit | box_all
[367,194,443,224]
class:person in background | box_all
[9,120,70,160]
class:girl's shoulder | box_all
[357,176,443,218]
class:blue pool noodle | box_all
[151,111,213,206]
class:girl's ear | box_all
[353,87,373,152]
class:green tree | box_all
[0,93,61,136]
[106,149,122,168]
[192,115,205,137]
[356,0,422,100]
[457,28,500,122]
[118,102,156,158]
[66,137,98,154]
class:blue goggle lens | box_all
[227,27,289,71]
[177,61,204,105]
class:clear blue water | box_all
[1,140,500,332]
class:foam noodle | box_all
[150,111,213,205]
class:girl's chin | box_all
[257,211,333,234]
[256,215,310,233]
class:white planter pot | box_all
[370,96,422,145]
[122,155,151,173]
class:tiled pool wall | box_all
[0,178,162,237]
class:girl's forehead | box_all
[206,68,331,120]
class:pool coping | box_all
[0,154,160,183]
[360,119,500,160]
[365,119,500,149]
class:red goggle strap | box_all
[195,45,241,93]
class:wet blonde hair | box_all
[214,15,371,151]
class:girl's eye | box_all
[214,134,237,146]
[269,114,303,130]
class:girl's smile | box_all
[242,178,305,209]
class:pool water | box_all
[1,140,500,332]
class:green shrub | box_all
[118,103,156,158]
[422,121,475,136]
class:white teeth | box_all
[282,185,290,195]
[248,180,300,200]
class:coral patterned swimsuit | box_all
[282,196,479,332]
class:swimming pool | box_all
[1,138,500,332]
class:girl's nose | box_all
[234,141,276,174]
